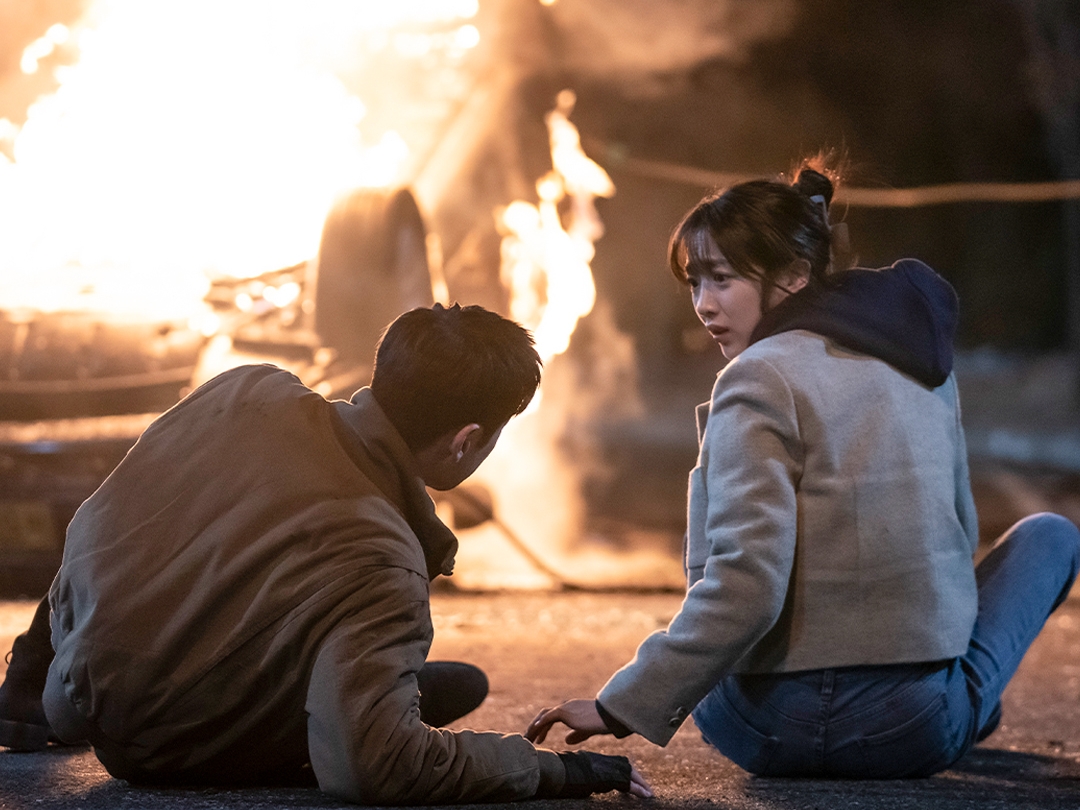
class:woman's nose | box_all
[694,285,717,318]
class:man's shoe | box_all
[0,599,55,752]
[0,651,52,751]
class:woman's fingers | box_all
[525,707,556,743]
[564,728,592,744]
[527,699,611,745]
[527,699,613,747]
[629,764,654,798]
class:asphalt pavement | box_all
[2,589,1080,809]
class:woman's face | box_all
[686,236,767,360]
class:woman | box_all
[526,164,1080,778]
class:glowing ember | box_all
[0,0,480,321]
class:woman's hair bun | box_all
[793,167,834,208]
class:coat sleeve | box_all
[949,375,979,554]
[305,565,558,805]
[598,355,802,745]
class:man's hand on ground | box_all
[553,751,653,799]
[526,698,609,745]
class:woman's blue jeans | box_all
[691,513,1080,778]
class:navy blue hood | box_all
[749,259,958,387]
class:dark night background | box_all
[502,0,1080,542]
[534,0,1080,365]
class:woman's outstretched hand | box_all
[626,763,654,798]
[526,698,610,745]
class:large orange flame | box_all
[451,92,682,591]
[498,89,613,365]
[0,0,480,321]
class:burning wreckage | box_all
[0,184,435,593]
[0,2,629,595]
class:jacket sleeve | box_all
[598,355,801,745]
[949,375,979,554]
[305,565,560,805]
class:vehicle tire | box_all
[308,187,434,361]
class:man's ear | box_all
[780,258,811,293]
[449,423,484,461]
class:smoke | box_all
[449,299,685,591]
[543,0,799,93]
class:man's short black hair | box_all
[370,304,542,452]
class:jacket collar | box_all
[331,388,458,579]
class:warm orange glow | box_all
[1,2,673,591]
[0,0,479,322]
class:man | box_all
[0,304,650,803]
